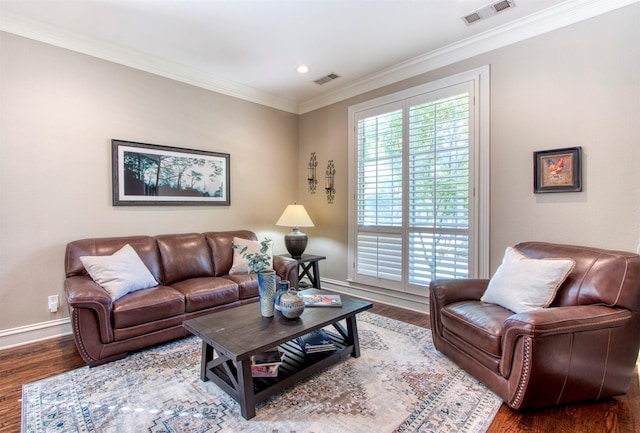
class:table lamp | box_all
[276,204,314,259]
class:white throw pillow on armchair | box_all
[480,246,575,313]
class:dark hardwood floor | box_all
[1,302,637,432]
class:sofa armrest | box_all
[273,255,298,288]
[500,305,637,408]
[64,275,114,343]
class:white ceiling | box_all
[0,0,636,113]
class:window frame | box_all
[347,66,490,296]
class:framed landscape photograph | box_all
[112,139,230,206]
[533,147,582,193]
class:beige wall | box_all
[299,4,640,283]
[0,33,299,332]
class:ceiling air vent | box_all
[314,73,340,86]
[493,0,513,12]
[462,0,515,25]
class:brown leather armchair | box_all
[430,241,640,409]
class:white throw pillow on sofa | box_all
[229,237,273,274]
[480,246,575,313]
[80,244,158,301]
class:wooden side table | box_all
[279,254,326,289]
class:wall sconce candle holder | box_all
[325,159,336,204]
[307,152,317,194]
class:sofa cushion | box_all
[79,244,159,301]
[229,237,273,274]
[481,246,575,313]
[441,300,514,358]
[112,285,185,329]
[223,273,260,299]
[171,277,239,312]
[156,233,214,285]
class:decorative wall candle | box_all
[325,159,335,204]
[308,152,317,194]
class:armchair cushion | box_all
[79,244,159,301]
[481,247,575,313]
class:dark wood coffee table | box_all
[182,290,372,419]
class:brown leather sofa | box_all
[430,241,640,409]
[64,230,298,366]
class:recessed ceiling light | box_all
[296,65,310,74]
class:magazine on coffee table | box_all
[298,293,342,307]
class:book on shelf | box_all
[296,329,336,354]
[251,364,279,378]
[299,293,342,307]
[250,347,285,377]
[251,347,285,366]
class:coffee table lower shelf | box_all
[202,331,352,418]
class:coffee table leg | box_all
[346,315,362,358]
[201,341,214,382]
[236,359,256,419]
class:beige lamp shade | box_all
[275,205,314,228]
[276,205,314,259]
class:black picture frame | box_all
[112,139,230,206]
[533,146,582,193]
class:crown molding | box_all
[298,0,640,114]
[2,0,638,115]
[0,11,300,114]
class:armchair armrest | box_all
[64,275,114,343]
[429,279,490,342]
[501,305,633,375]
[499,305,636,408]
[429,278,490,306]
[503,305,632,343]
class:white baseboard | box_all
[0,317,72,350]
[319,278,429,314]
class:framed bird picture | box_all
[533,147,582,193]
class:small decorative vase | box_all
[274,280,290,311]
[279,289,305,319]
[257,270,276,317]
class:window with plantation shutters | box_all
[348,68,489,297]
[408,88,471,286]
[356,105,403,284]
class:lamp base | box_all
[284,228,308,259]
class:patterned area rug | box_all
[22,312,502,433]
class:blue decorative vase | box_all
[257,270,276,317]
[274,280,290,311]
[279,290,305,319]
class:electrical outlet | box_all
[48,295,59,313]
